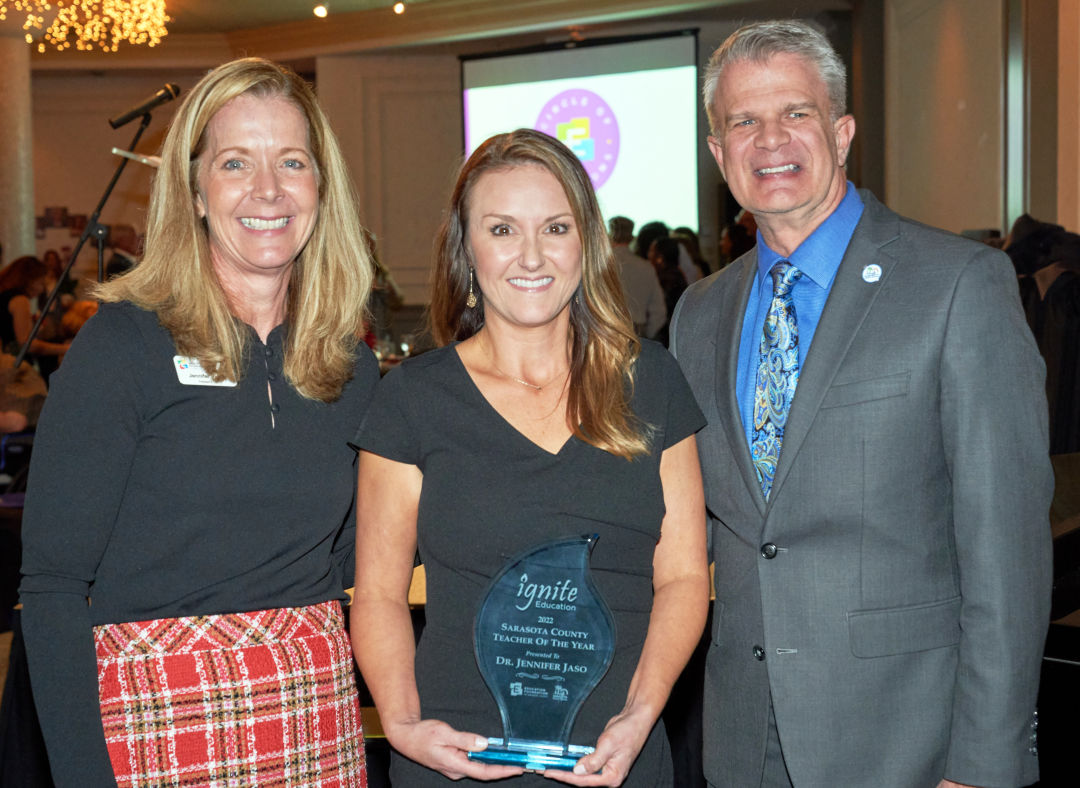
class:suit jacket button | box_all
[760,543,778,559]
[753,645,766,660]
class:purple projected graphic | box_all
[536,89,620,189]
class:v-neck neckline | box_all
[451,343,575,458]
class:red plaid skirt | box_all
[95,600,366,787]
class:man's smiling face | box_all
[708,52,854,243]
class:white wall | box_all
[317,53,462,305]
[885,0,1006,234]
[31,70,201,278]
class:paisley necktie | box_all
[752,261,803,500]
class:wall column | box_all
[0,34,35,260]
[1059,0,1080,231]
[884,0,1007,234]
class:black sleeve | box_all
[19,305,147,787]
[639,340,706,450]
[333,345,381,589]
[351,362,422,466]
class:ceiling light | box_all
[313,4,327,18]
[393,2,405,14]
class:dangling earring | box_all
[466,268,478,309]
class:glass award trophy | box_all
[469,534,615,771]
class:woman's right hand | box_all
[384,717,525,781]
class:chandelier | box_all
[0,1,170,53]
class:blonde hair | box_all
[98,57,373,402]
[429,129,649,459]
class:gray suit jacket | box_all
[670,191,1053,788]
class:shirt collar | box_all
[242,320,287,347]
[754,182,864,289]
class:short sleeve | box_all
[349,345,381,413]
[638,340,706,451]
[351,362,421,465]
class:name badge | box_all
[173,356,237,387]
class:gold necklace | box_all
[484,336,568,392]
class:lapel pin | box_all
[861,264,882,283]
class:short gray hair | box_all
[703,19,847,135]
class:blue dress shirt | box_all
[735,183,865,448]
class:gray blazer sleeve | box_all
[940,247,1053,786]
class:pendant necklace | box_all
[485,337,568,392]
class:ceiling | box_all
[155,0,849,39]
[19,0,852,70]
[165,0,436,35]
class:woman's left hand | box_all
[542,705,654,786]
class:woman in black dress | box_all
[351,129,709,786]
[0,256,71,359]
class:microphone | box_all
[111,147,161,168]
[109,83,181,129]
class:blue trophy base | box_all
[467,738,594,772]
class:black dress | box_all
[355,340,704,786]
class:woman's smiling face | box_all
[196,93,319,281]
[465,164,583,332]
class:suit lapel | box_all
[713,250,768,516]
[768,194,901,500]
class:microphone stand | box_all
[13,113,154,370]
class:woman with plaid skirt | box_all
[19,59,377,787]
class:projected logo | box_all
[535,89,620,189]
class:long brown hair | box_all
[429,129,648,459]
[98,58,373,402]
[0,257,48,294]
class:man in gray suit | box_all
[670,20,1053,788]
